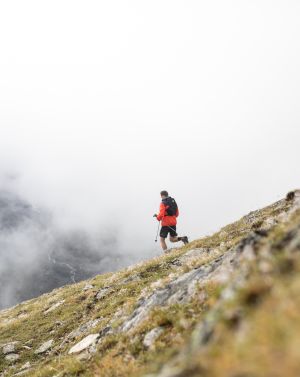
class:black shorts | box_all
[160,225,177,239]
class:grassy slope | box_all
[0,193,299,377]
[172,207,300,377]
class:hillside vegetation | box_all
[1,190,300,377]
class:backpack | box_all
[163,197,178,216]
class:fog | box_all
[0,1,300,308]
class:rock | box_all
[121,256,225,333]
[17,313,28,320]
[88,342,98,355]
[206,249,236,284]
[143,327,164,348]
[264,217,277,229]
[83,284,94,291]
[20,362,31,371]
[243,245,256,261]
[286,191,295,201]
[44,300,65,314]
[167,272,179,281]
[219,242,227,251]
[179,248,205,262]
[179,318,190,330]
[5,353,19,362]
[68,334,99,354]
[67,319,102,339]
[13,370,32,377]
[98,326,113,339]
[3,342,18,355]
[96,287,111,300]
[35,339,54,354]
[150,279,164,290]
[121,274,141,284]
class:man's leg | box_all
[159,226,169,251]
[170,235,189,245]
[160,237,168,251]
[169,226,178,243]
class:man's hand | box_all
[153,214,157,218]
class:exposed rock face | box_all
[44,301,65,315]
[2,342,18,355]
[143,327,164,349]
[68,334,99,354]
[83,284,94,291]
[34,339,54,354]
[96,287,112,300]
[121,259,225,333]
[67,319,102,340]
[20,362,31,371]
[4,354,19,363]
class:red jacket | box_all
[157,201,179,227]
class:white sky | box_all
[0,1,299,254]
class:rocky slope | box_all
[1,190,300,377]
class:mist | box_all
[0,1,300,308]
[0,179,144,309]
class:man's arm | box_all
[156,203,166,221]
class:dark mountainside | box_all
[0,190,129,310]
[1,190,300,377]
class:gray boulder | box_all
[35,339,54,354]
[5,353,19,363]
[68,334,99,354]
[143,327,164,348]
[2,342,18,355]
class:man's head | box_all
[160,190,169,199]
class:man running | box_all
[154,190,189,252]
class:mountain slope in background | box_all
[0,190,129,310]
[1,190,300,377]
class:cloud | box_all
[0,1,300,307]
[0,182,147,309]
